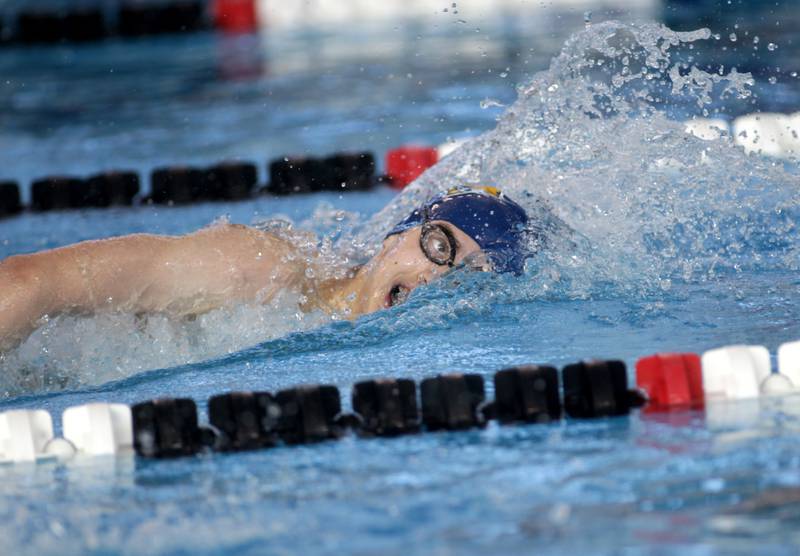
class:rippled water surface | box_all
[2,6,800,555]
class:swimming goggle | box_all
[386,186,530,275]
[419,223,457,267]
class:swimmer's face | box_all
[352,221,485,313]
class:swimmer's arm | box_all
[0,224,300,350]
[0,254,54,351]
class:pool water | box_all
[2,5,800,555]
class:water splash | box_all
[0,290,332,396]
[360,21,797,297]
[3,21,799,396]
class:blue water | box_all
[3,5,800,555]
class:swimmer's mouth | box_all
[386,284,410,308]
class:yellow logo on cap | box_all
[445,185,502,198]
[478,186,501,197]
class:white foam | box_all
[685,118,730,141]
[0,290,331,396]
[363,20,794,301]
[733,112,800,158]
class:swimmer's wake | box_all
[2,20,799,397]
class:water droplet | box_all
[480,98,505,109]
[769,76,777,84]
[729,33,737,42]
[702,478,725,493]
[768,42,778,51]
[753,36,760,44]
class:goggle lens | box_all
[420,224,457,266]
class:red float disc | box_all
[636,353,704,411]
[385,146,439,189]
[213,0,258,34]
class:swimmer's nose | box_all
[391,261,441,292]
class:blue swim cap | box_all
[386,186,530,274]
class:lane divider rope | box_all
[0,146,437,218]
[5,340,800,464]
[5,111,798,219]
[2,1,258,46]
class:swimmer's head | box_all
[386,186,530,274]
[349,187,530,313]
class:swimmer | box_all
[0,187,530,352]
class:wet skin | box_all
[334,220,484,315]
[0,222,484,351]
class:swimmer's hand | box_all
[0,224,303,351]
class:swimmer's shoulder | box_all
[194,221,283,243]
[190,222,297,257]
